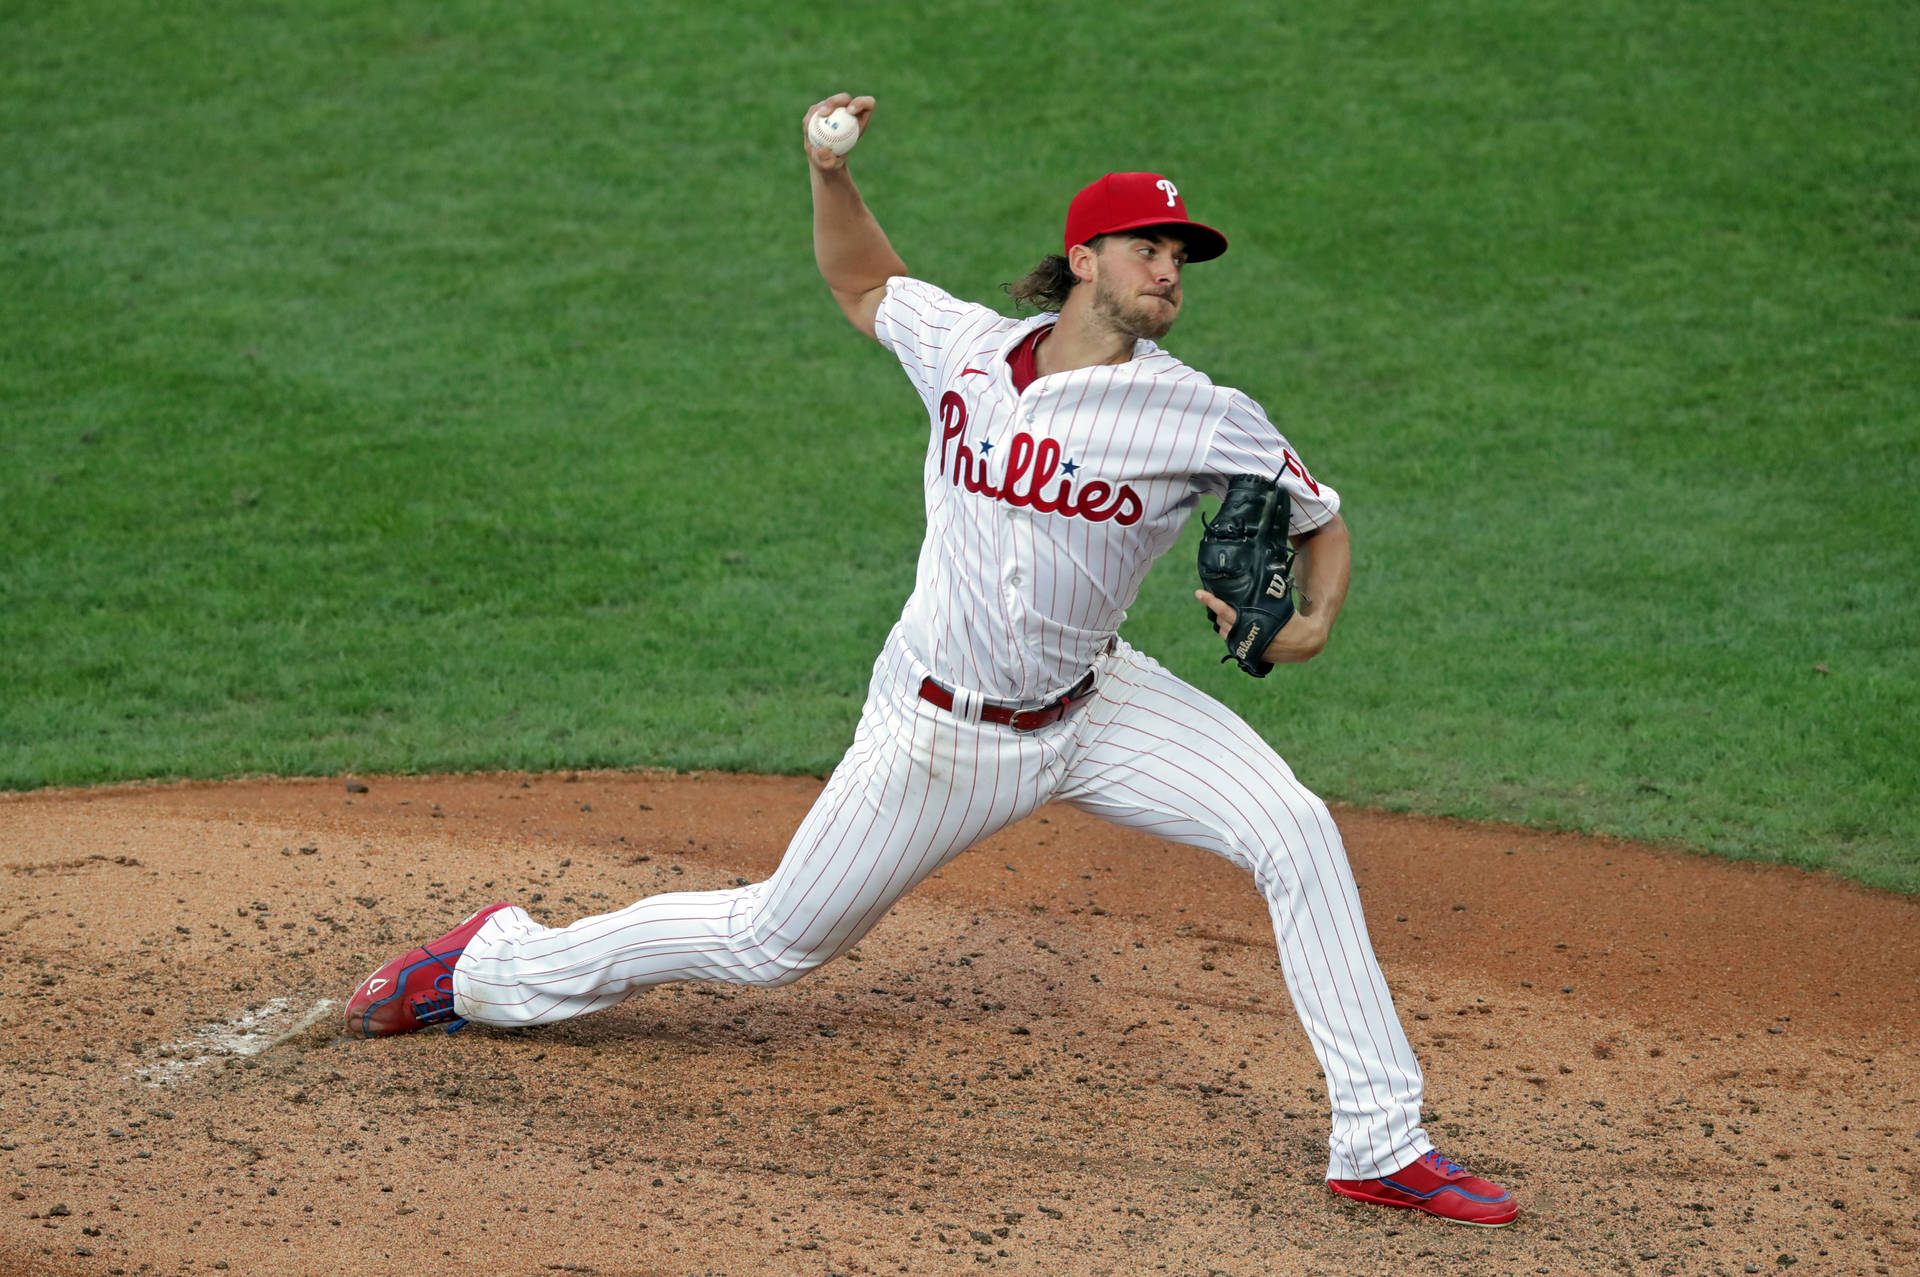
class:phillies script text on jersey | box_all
[940,391,1144,525]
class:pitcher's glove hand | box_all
[1197,474,1295,678]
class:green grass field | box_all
[4,0,1916,890]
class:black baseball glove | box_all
[1197,474,1296,678]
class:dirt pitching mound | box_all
[1,773,1915,1276]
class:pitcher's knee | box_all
[1286,786,1336,830]
[740,946,834,988]
[725,918,855,987]
[1243,799,1347,894]
[723,877,875,987]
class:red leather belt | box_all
[918,666,1099,733]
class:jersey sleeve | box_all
[871,276,1002,409]
[1201,392,1342,535]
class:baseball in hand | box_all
[807,106,861,157]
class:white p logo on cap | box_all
[1062,172,1227,261]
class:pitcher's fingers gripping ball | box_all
[807,105,860,156]
[802,92,873,166]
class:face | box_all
[1081,233,1187,341]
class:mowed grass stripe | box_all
[2,0,1915,889]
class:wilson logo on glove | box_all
[1198,474,1296,678]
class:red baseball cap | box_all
[1063,172,1228,262]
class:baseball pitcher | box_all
[346,92,1518,1228]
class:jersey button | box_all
[1008,574,1022,587]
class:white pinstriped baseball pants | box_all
[453,625,1431,1180]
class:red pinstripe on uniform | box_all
[450,278,1433,1182]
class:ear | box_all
[1067,241,1101,285]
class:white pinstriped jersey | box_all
[873,276,1342,704]
[446,277,1433,1186]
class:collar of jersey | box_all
[992,315,1162,400]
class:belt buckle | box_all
[1007,704,1054,733]
[1009,669,1096,733]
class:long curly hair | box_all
[1004,236,1106,312]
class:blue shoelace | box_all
[411,973,470,1033]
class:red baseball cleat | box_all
[1328,1149,1518,1227]
[344,903,514,1039]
